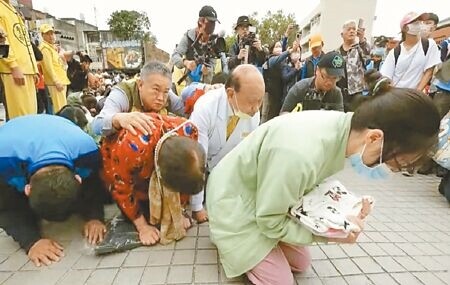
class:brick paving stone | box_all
[85,268,118,285]
[97,252,128,268]
[321,276,347,285]
[171,249,196,265]
[198,226,210,237]
[194,264,219,283]
[393,256,426,271]
[369,222,391,232]
[311,260,340,277]
[339,244,368,257]
[397,232,424,243]
[360,243,388,256]
[352,257,384,274]
[390,272,423,285]
[411,255,448,271]
[112,267,144,285]
[309,245,327,260]
[3,269,66,285]
[0,237,20,255]
[364,232,390,243]
[0,272,12,284]
[373,256,406,272]
[377,243,407,256]
[413,272,447,285]
[0,251,29,271]
[167,265,194,284]
[394,243,424,256]
[122,251,150,267]
[141,266,169,285]
[331,258,362,275]
[380,232,408,243]
[432,243,450,254]
[413,243,444,256]
[344,274,373,285]
[175,237,197,250]
[56,269,92,285]
[320,244,347,259]
[146,250,173,266]
[366,273,398,285]
[72,254,100,270]
[197,237,216,249]
[434,271,450,285]
[196,249,218,264]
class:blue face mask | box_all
[349,142,392,180]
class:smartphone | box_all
[358,18,364,29]
[0,44,9,59]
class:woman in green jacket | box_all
[206,79,440,285]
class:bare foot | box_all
[192,209,208,224]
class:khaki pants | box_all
[47,85,67,113]
[0,74,37,119]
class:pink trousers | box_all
[246,243,311,285]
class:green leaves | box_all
[107,10,156,43]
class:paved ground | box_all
[0,108,449,284]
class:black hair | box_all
[56,104,88,129]
[158,136,206,195]
[29,166,81,221]
[364,69,391,96]
[351,86,440,163]
[426,13,439,25]
[212,72,229,85]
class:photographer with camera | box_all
[228,16,266,72]
[171,5,224,85]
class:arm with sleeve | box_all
[268,51,290,68]
[380,49,395,81]
[227,42,241,71]
[168,90,186,117]
[280,81,306,113]
[41,46,59,84]
[91,87,129,136]
[171,33,190,69]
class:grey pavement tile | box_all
[339,244,367,257]
[85,268,118,285]
[368,222,391,232]
[357,232,373,243]
[197,237,216,249]
[321,276,347,285]
[392,256,426,271]
[431,232,450,242]
[383,223,409,232]
[56,269,92,285]
[123,251,150,267]
[397,232,425,243]
[311,260,340,277]
[434,271,450,285]
[364,232,390,243]
[172,249,196,265]
[0,251,29,271]
[431,255,450,268]
[359,243,388,256]
[394,243,424,256]
[143,241,176,251]
[175,237,197,250]
[373,256,406,272]
[196,250,218,264]
[331,258,362,275]
[146,250,174,266]
[320,244,347,259]
[309,245,327,260]
[352,257,384,274]
[194,264,219,283]
[167,265,194,284]
[0,272,12,283]
[413,272,447,285]
[432,242,450,255]
[185,225,198,237]
[366,273,398,285]
[198,226,210,237]
[413,243,445,256]
[377,243,407,256]
[294,266,317,278]
[380,232,408,243]
[344,274,373,285]
[72,254,100,269]
[0,237,20,255]
[112,267,144,285]
[295,277,324,285]
[0,254,8,263]
[390,272,423,285]
[411,255,448,271]
[141,266,169,285]
[3,269,66,285]
[97,252,128,268]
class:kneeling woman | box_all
[206,80,440,285]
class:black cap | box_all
[199,6,220,23]
[317,51,345,77]
[80,54,93,63]
[235,16,252,29]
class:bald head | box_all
[226,64,264,117]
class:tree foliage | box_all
[107,10,156,43]
[256,10,298,47]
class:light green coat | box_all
[206,111,353,277]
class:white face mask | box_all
[233,96,252,120]
[406,22,422,36]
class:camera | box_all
[240,26,257,48]
[0,45,9,59]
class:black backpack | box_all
[394,38,429,66]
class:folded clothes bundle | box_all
[290,180,374,238]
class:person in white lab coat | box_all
[189,64,265,222]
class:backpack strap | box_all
[395,39,429,66]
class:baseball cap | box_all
[400,12,426,30]
[39,23,54,34]
[317,51,345,77]
[234,16,252,29]
[199,6,220,23]
[309,34,324,49]
[80,54,93,63]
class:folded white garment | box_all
[289,180,374,238]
